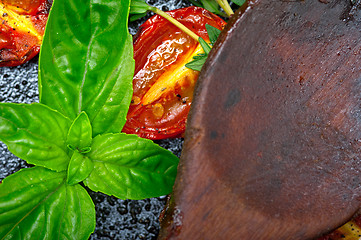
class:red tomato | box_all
[122,6,226,140]
[0,0,50,67]
[317,214,361,240]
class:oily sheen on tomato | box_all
[122,7,226,140]
[0,0,50,67]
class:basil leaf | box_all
[186,25,221,71]
[187,0,203,7]
[199,37,212,54]
[83,133,179,200]
[129,12,148,22]
[67,111,92,151]
[232,0,246,6]
[67,151,94,185]
[39,0,135,136]
[205,24,221,45]
[130,0,155,15]
[185,55,208,71]
[201,0,224,15]
[0,103,71,171]
[187,0,227,17]
[185,37,211,71]
[0,167,95,240]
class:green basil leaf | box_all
[67,151,94,185]
[186,23,221,72]
[67,112,92,150]
[0,103,71,171]
[232,0,246,6]
[186,25,220,71]
[192,54,207,59]
[0,167,95,240]
[39,0,135,136]
[186,37,211,71]
[185,55,208,71]
[187,0,203,7]
[205,24,222,45]
[129,12,148,22]
[83,133,179,200]
[199,37,212,54]
[200,0,227,17]
[130,0,155,15]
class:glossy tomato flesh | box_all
[122,6,226,140]
[0,0,50,67]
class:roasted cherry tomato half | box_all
[318,214,361,240]
[122,6,226,140]
[0,0,50,67]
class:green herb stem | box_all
[152,7,200,42]
[216,0,234,17]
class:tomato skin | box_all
[317,214,361,240]
[0,0,50,67]
[122,6,226,140]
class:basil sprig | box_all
[187,0,246,17]
[0,0,179,239]
[129,0,156,21]
[231,0,246,7]
[188,0,227,17]
[186,24,221,71]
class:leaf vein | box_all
[1,180,65,240]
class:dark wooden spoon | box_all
[158,0,361,239]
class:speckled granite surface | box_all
[0,1,189,239]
